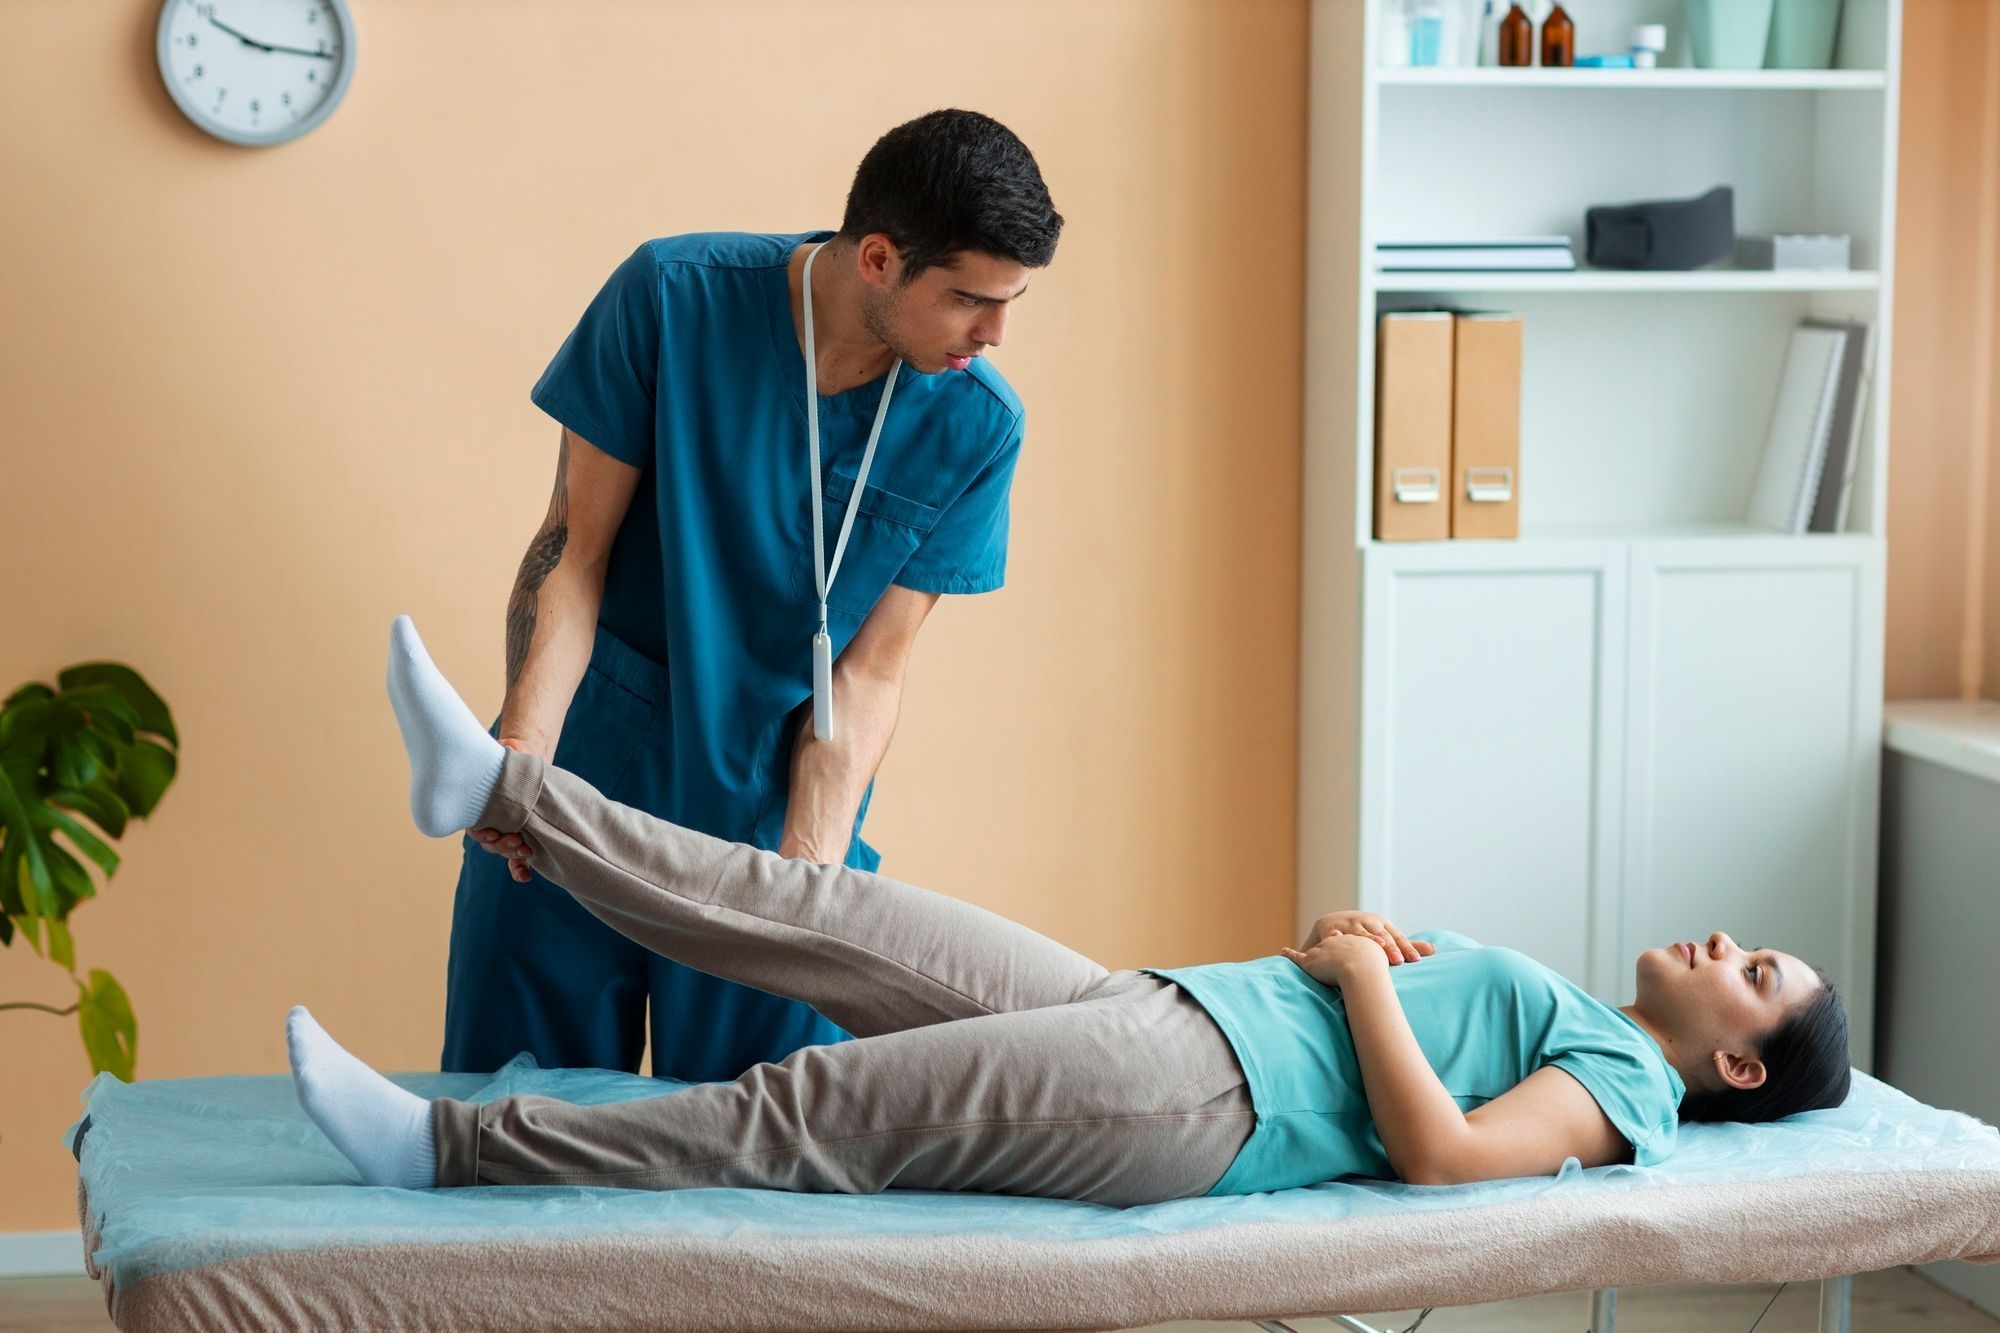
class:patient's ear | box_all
[1713,1049,1767,1092]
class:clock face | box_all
[156,0,355,146]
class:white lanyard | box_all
[803,239,900,741]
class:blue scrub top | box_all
[1152,931,1685,1194]
[530,231,1025,864]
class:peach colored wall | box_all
[7,0,1987,1244]
[0,2,1305,1232]
[1888,0,2000,701]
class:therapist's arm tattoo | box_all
[505,434,570,689]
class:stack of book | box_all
[1375,237,1577,272]
[1747,317,1875,534]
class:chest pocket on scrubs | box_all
[792,467,939,617]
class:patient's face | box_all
[1634,931,1819,1074]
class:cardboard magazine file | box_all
[1374,311,1454,541]
[1451,312,1522,540]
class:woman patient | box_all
[285,616,1851,1202]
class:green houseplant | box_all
[0,663,178,1080]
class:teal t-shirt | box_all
[1150,931,1684,1194]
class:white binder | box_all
[1747,324,1849,534]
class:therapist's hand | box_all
[469,737,543,883]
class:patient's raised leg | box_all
[385,614,507,837]
[386,616,1110,1039]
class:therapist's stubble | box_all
[788,234,1028,395]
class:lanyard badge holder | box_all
[803,240,900,742]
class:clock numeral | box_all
[280,92,292,106]
[183,32,198,47]
[191,63,204,79]
[195,3,214,18]
[249,98,261,113]
[316,39,329,55]
[307,8,317,21]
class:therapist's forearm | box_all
[498,556,607,760]
[1340,970,1475,1185]
[780,665,903,863]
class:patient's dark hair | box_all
[840,109,1063,282]
[1679,972,1851,1124]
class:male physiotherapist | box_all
[440,109,1063,1081]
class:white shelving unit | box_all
[1375,66,1886,90]
[1373,269,1881,292]
[1298,0,1900,1063]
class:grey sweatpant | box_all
[430,748,1254,1205]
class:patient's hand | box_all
[1304,911,1434,965]
[469,738,539,883]
[1282,931,1391,990]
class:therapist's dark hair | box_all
[1678,971,1850,1124]
[840,109,1063,281]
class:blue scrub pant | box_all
[440,624,851,1081]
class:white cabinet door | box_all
[1358,543,1626,996]
[1620,538,1883,1063]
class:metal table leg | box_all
[1819,1274,1853,1333]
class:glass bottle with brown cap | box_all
[1540,2,1575,67]
[1498,3,1534,66]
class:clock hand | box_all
[207,16,274,51]
[207,16,333,59]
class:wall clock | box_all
[157,0,355,146]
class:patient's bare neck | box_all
[1619,1004,1695,1085]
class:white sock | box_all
[386,614,505,837]
[286,1005,436,1189]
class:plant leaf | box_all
[59,665,177,748]
[46,915,74,971]
[51,728,111,790]
[60,685,138,743]
[0,837,27,919]
[35,688,139,797]
[76,969,136,1080]
[0,767,54,928]
[1,682,55,715]
[41,807,120,880]
[0,664,175,982]
[114,740,177,818]
[35,841,95,917]
[0,696,61,759]
[47,785,129,841]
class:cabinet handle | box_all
[1465,467,1514,503]
[1392,467,1441,504]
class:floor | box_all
[1,1267,1994,1331]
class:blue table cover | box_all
[66,1058,2000,1292]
